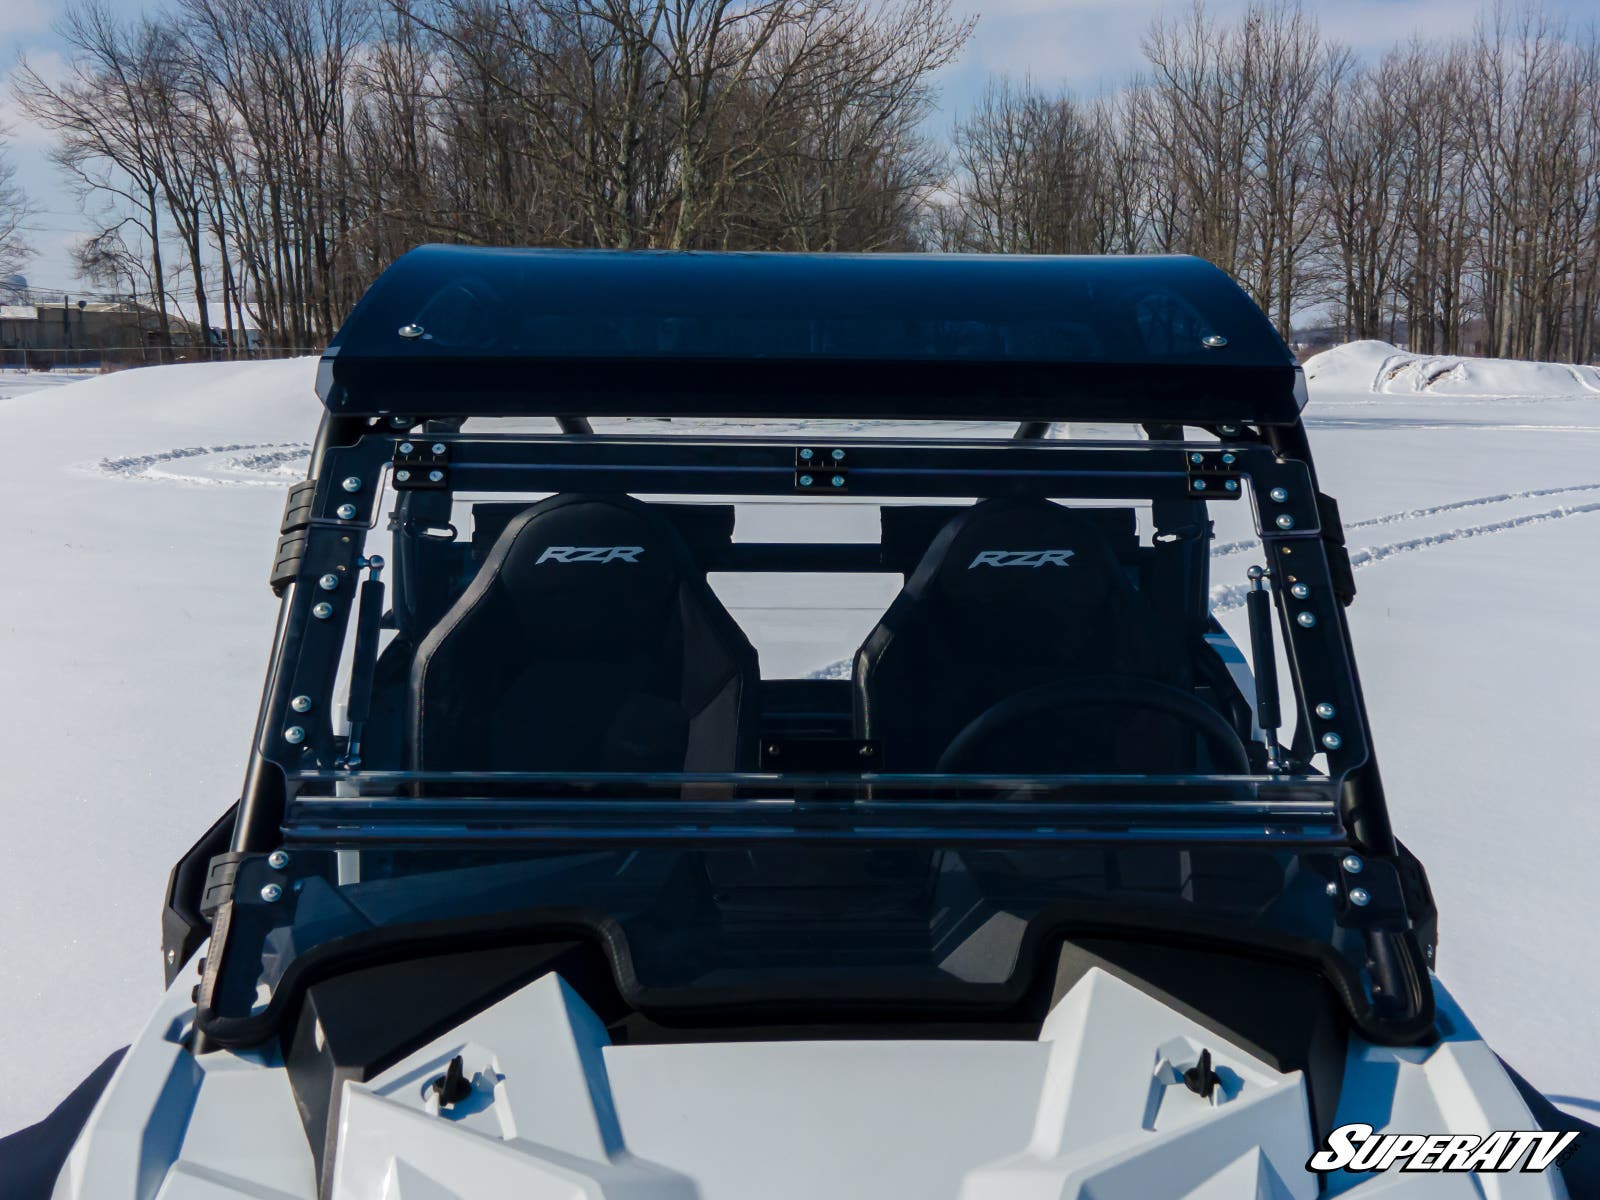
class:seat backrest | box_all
[409,494,760,772]
[852,498,1192,772]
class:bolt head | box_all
[267,849,290,870]
[1348,887,1371,907]
[399,441,415,454]
[260,883,284,902]
[1224,479,1239,492]
[831,449,845,461]
[432,443,446,455]
[336,503,358,520]
[1296,611,1317,628]
[1269,487,1289,503]
[283,726,306,744]
[1221,452,1236,465]
[1190,452,1204,464]
[1192,479,1207,491]
[1341,854,1364,874]
[389,416,411,429]
[799,474,814,487]
[1325,880,1339,897]
[1315,701,1336,719]
[396,469,412,482]
[312,601,334,620]
[1218,424,1241,435]
[427,469,444,483]
[398,323,424,338]
[341,476,362,493]
[831,475,845,487]
[1321,731,1343,750]
[1290,582,1310,599]
[318,573,339,591]
[800,448,814,460]
[1276,514,1295,530]
[290,694,313,713]
[1202,334,1228,348]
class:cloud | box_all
[2,0,53,37]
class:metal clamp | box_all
[1183,449,1243,499]
[393,438,450,490]
[796,447,849,494]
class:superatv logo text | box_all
[1307,1124,1580,1174]
[537,546,645,564]
[968,549,1075,569]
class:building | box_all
[0,297,205,367]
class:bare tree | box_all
[0,129,35,280]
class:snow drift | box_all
[1304,340,1600,398]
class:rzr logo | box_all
[536,546,645,564]
[1307,1124,1581,1174]
[968,549,1075,569]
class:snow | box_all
[2,346,1600,1137]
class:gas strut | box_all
[338,555,386,769]
[1245,565,1286,772]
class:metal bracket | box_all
[393,438,450,490]
[1184,449,1243,499]
[795,446,849,493]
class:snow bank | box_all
[1304,339,1600,398]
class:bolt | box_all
[1297,611,1317,628]
[799,448,814,460]
[1225,479,1239,492]
[1193,479,1207,491]
[1291,582,1310,599]
[831,449,845,461]
[1269,487,1289,503]
[1322,731,1343,750]
[399,442,415,454]
[1276,514,1295,530]
[398,323,424,338]
[432,443,446,455]
[1315,701,1336,719]
[799,474,814,487]
[1341,854,1364,874]
[1348,887,1370,907]
[341,476,362,493]
[1190,452,1204,465]
[831,475,845,488]
[1325,880,1339,897]
[165,948,177,964]
[336,503,358,520]
[312,601,334,620]
[284,726,306,744]
[1221,452,1236,465]
[1218,424,1241,435]
[268,849,290,870]
[396,469,412,482]
[389,416,411,429]
[260,883,284,902]
[318,574,339,591]
[1202,334,1229,348]
[428,470,444,483]
[290,695,313,713]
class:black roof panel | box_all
[317,247,1303,424]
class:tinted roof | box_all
[317,247,1303,425]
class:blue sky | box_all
[2,0,1590,289]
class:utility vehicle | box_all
[19,249,1595,1197]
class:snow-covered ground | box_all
[1,342,1598,1138]
[0,367,102,402]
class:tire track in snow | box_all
[1210,499,1600,612]
[91,442,311,486]
[1210,481,1600,558]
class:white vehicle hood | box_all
[55,965,1563,1199]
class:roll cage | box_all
[166,248,1436,1051]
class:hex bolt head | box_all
[398,323,424,338]
[260,883,284,902]
[1276,514,1295,530]
[312,601,334,620]
[341,476,363,493]
[1189,452,1204,464]
[1221,452,1236,465]
[396,469,412,482]
[1341,854,1364,874]
[290,694,313,713]
[432,443,446,455]
[1296,611,1317,628]
[1348,887,1371,907]
[427,470,444,483]
[268,849,290,870]
[284,726,306,745]
[831,449,845,461]
[399,442,415,454]
[336,503,358,520]
[799,448,814,460]
[318,574,340,591]
[831,475,845,488]
[799,474,814,487]
[1315,701,1336,719]
[1193,479,1207,491]
[1202,334,1228,348]
[1269,487,1289,503]
[1290,582,1310,599]
[1321,731,1343,750]
[1224,479,1239,492]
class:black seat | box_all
[853,497,1200,773]
[409,494,760,772]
